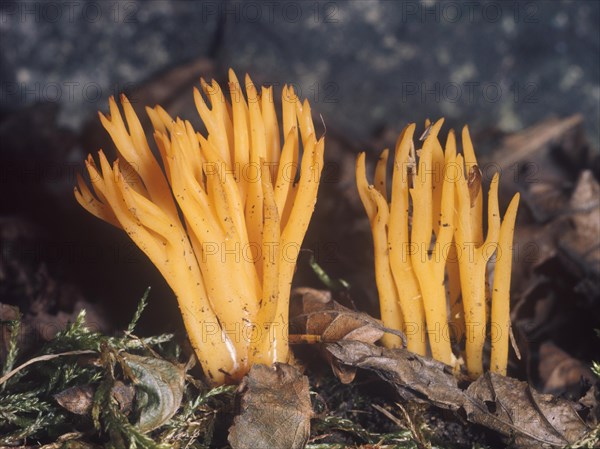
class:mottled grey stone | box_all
[0,0,219,127]
[220,0,599,146]
[0,0,598,145]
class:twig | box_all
[0,350,97,385]
[509,321,521,360]
[396,402,431,449]
[288,334,322,344]
[319,113,327,139]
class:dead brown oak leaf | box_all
[290,287,406,383]
[326,340,592,448]
[228,364,312,449]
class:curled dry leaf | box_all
[0,303,20,364]
[54,381,134,416]
[121,353,185,433]
[464,371,590,448]
[326,340,592,448]
[558,170,600,295]
[54,385,95,415]
[579,384,600,427]
[326,340,464,409]
[467,165,482,208]
[538,342,595,398]
[228,363,312,449]
[488,114,587,223]
[291,287,388,343]
[111,380,136,415]
[290,287,405,383]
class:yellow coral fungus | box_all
[357,121,519,377]
[75,70,324,384]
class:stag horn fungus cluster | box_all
[75,70,324,384]
[356,119,520,377]
[77,69,520,383]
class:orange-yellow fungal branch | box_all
[388,125,427,355]
[410,123,456,365]
[455,164,502,377]
[490,193,520,375]
[356,153,403,348]
[356,120,519,377]
[409,120,454,364]
[75,70,323,384]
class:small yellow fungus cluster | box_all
[356,119,519,377]
[75,70,324,384]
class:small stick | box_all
[0,350,97,385]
